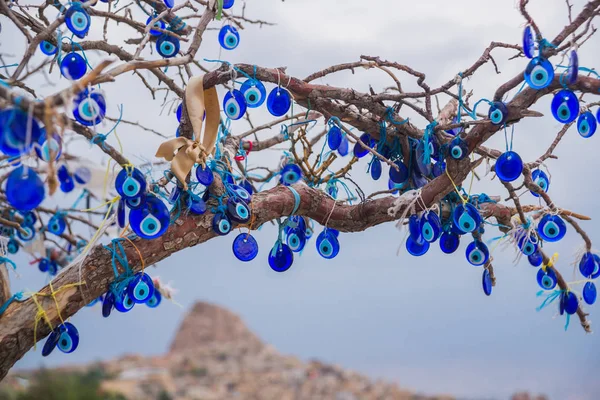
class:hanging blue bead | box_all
[579,252,595,277]
[195,164,214,186]
[126,191,146,208]
[55,322,80,354]
[129,194,170,240]
[47,214,66,235]
[266,87,291,117]
[232,233,259,261]
[65,4,91,39]
[389,161,408,184]
[583,282,597,305]
[38,258,50,273]
[353,133,373,158]
[577,111,596,138]
[60,52,87,80]
[57,165,70,181]
[414,141,432,176]
[452,203,481,233]
[465,240,489,266]
[102,291,115,317]
[6,166,45,211]
[406,235,430,256]
[286,227,306,252]
[39,40,57,56]
[6,239,19,254]
[223,0,235,8]
[20,211,37,227]
[530,169,549,197]
[536,267,557,290]
[517,234,537,256]
[407,214,421,242]
[60,176,75,193]
[115,167,147,199]
[163,0,174,7]
[524,57,554,90]
[537,214,567,242]
[127,272,155,304]
[567,50,579,85]
[212,213,232,236]
[226,197,251,223]
[0,108,43,157]
[218,25,240,50]
[280,164,302,185]
[562,291,578,315]
[488,101,509,125]
[176,103,182,122]
[240,79,266,108]
[528,250,543,267]
[551,89,579,124]
[73,89,107,126]
[495,151,523,182]
[42,325,62,356]
[439,232,460,254]
[482,269,493,296]
[231,183,252,203]
[387,179,403,194]
[223,89,247,120]
[188,194,207,215]
[327,126,342,150]
[316,229,340,259]
[146,290,162,308]
[370,157,382,180]
[74,167,90,184]
[522,26,535,59]
[448,137,468,160]
[114,287,135,313]
[146,16,165,36]
[117,198,126,228]
[432,161,446,178]
[411,169,428,189]
[445,116,463,136]
[337,134,349,157]
[269,242,293,272]
[35,130,62,162]
[156,34,180,58]
[420,211,441,243]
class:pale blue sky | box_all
[3,1,600,399]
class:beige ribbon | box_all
[155,75,220,189]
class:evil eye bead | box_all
[35,130,62,162]
[583,282,597,305]
[226,197,251,223]
[268,242,294,272]
[240,79,266,108]
[146,16,165,36]
[414,141,433,176]
[577,111,596,138]
[495,151,523,182]
[517,234,538,256]
[176,103,182,122]
[432,161,446,177]
[65,5,91,39]
[537,267,558,290]
[6,166,45,211]
[452,203,481,233]
[39,40,57,56]
[156,35,180,58]
[127,272,155,304]
[448,137,468,160]
[524,57,554,90]
[316,229,340,259]
[115,167,147,199]
[537,214,567,242]
[146,290,162,308]
[114,287,135,313]
[188,195,207,215]
[327,126,343,151]
[163,0,174,7]
[223,0,235,8]
[420,211,441,243]
[38,258,50,273]
[551,89,579,124]
[212,213,232,236]
[488,101,508,125]
[195,164,214,186]
[129,194,170,240]
[406,235,430,256]
[266,87,292,117]
[561,291,579,315]
[223,89,247,120]
[20,211,36,227]
[56,322,79,354]
[280,164,302,185]
[42,327,60,357]
[73,89,107,126]
[286,228,306,253]
[6,239,19,254]
[389,161,409,184]
[482,269,493,296]
[445,116,464,136]
[337,134,349,157]
[528,250,543,267]
[231,184,252,203]
[17,225,35,241]
[579,252,595,277]
[370,158,382,180]
[530,169,549,197]
[60,52,87,80]
[522,25,535,59]
[439,232,460,254]
[466,240,489,266]
[117,198,126,228]
[232,233,259,262]
[47,214,66,235]
[126,194,146,209]
[0,108,43,156]
[567,50,579,85]
[353,133,374,158]
[591,254,600,279]
[218,25,240,50]
[102,291,115,317]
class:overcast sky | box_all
[3,1,600,399]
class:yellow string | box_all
[445,168,467,205]
[542,252,559,272]
[468,154,475,196]
[80,196,120,255]
[48,281,65,325]
[114,129,124,153]
[103,159,112,200]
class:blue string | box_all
[0,292,23,316]
[385,107,409,125]
[536,289,563,312]
[421,121,438,165]
[0,257,17,270]
[0,63,18,69]
[284,186,301,215]
[102,238,133,279]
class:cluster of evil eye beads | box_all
[100,272,162,317]
[223,80,293,121]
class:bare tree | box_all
[0,0,599,380]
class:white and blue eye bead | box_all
[126,193,146,210]
[114,287,135,313]
[218,25,240,50]
[127,272,155,304]
[73,89,107,126]
[280,164,302,186]
[517,234,538,256]
[530,169,549,197]
[240,79,266,108]
[226,197,251,223]
[129,194,170,240]
[146,16,166,36]
[524,57,555,90]
[47,214,66,235]
[537,214,567,242]
[231,184,252,203]
[35,129,62,162]
[65,5,91,39]
[6,238,19,254]
[488,101,508,125]
[551,89,579,124]
[212,213,232,236]
[223,89,247,120]
[536,267,557,290]
[156,34,180,58]
[452,203,482,233]
[115,167,147,199]
[56,322,80,354]
[316,229,340,259]
[448,137,468,160]
[577,111,596,138]
[419,211,441,243]
[286,227,306,253]
[465,240,489,266]
[146,290,162,308]
[39,40,57,56]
